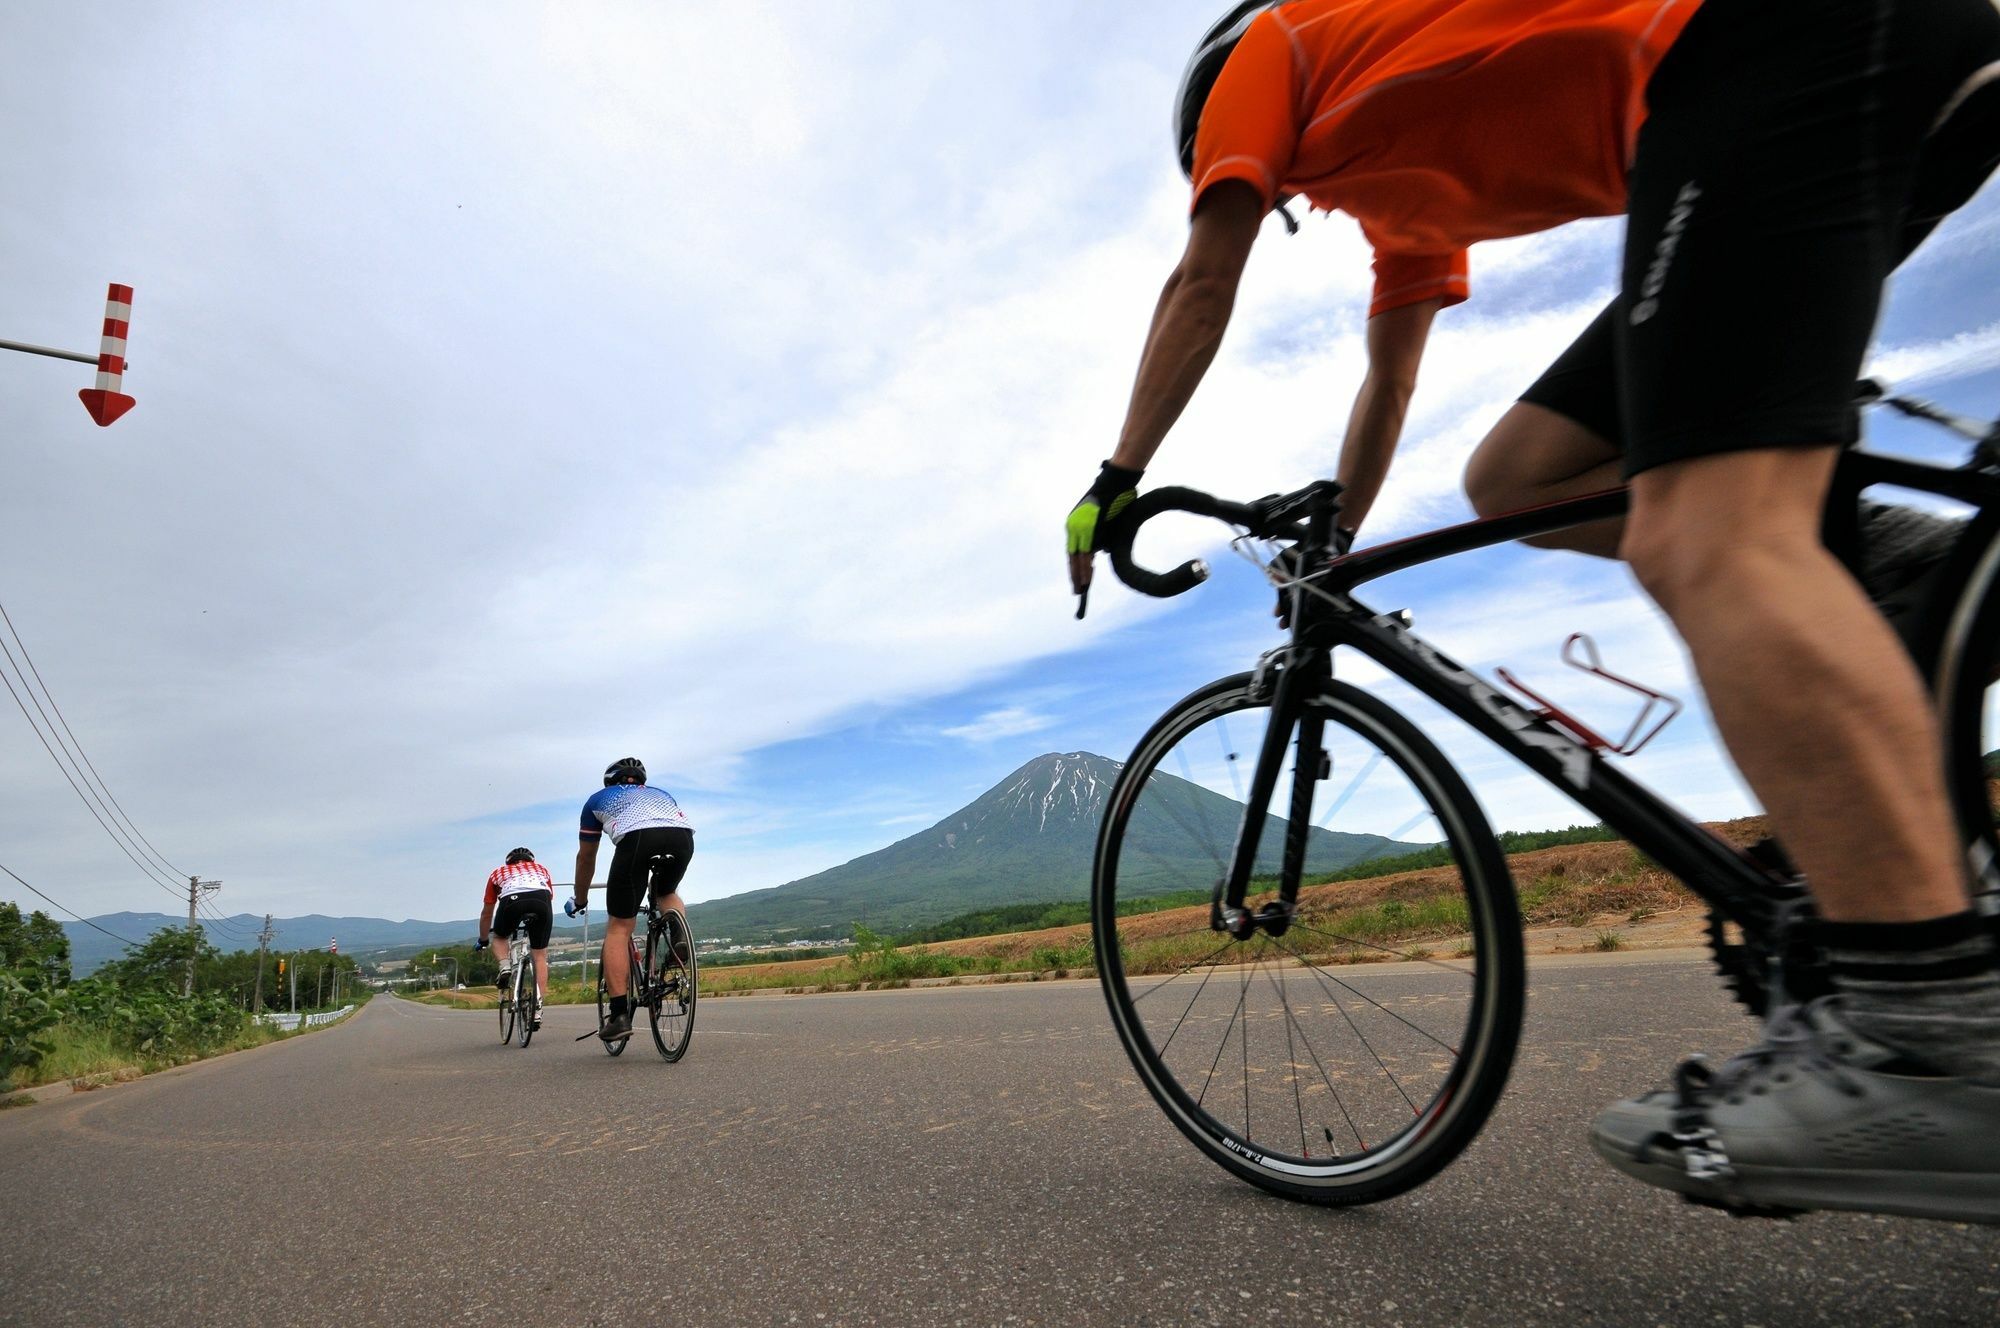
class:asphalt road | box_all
[1,952,1994,1327]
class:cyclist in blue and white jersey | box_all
[571,756,695,1043]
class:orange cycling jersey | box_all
[1191,0,1703,316]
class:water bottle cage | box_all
[1495,633,1683,757]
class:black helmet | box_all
[1173,2,1277,178]
[505,847,535,866]
[603,756,647,787]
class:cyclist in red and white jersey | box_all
[477,847,555,1029]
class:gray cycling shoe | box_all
[1591,999,2000,1224]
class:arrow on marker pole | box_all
[77,283,136,427]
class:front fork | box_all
[1213,648,1331,940]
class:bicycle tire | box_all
[499,965,517,1045]
[517,959,536,1048]
[646,909,697,1062]
[1093,672,1524,1206]
[595,971,628,1058]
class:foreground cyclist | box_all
[1070,0,2000,1221]
[476,847,555,1033]
[571,757,695,1044]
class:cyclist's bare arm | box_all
[573,840,599,913]
[477,896,495,941]
[1109,180,1264,471]
[1333,297,1444,533]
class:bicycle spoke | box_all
[1318,751,1384,827]
[1283,914,1479,980]
[1280,943,1422,1118]
[1268,957,1368,1154]
[1267,933,1462,1060]
[1150,943,1234,1059]
[1127,935,1242,1007]
[1195,979,1250,1111]
[1240,956,1253,1135]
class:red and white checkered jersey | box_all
[483,861,554,907]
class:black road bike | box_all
[1089,381,2000,1205]
[581,856,698,1061]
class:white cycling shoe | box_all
[1591,998,2000,1224]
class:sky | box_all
[4,2,1999,942]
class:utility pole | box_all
[252,914,275,1014]
[290,952,298,1013]
[183,876,221,996]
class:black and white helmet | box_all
[505,847,535,865]
[1174,2,1278,178]
[603,756,647,787]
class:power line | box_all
[0,859,140,948]
[0,658,188,900]
[0,599,190,882]
[196,899,251,942]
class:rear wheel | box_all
[646,910,698,1062]
[1093,672,1524,1205]
[499,964,517,1045]
[517,960,536,1048]
[1938,523,2000,938]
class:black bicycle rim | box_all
[1093,672,1523,1205]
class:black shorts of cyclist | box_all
[1518,0,2000,478]
[492,891,554,949]
[604,827,694,920]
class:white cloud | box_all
[940,707,1057,743]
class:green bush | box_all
[0,969,64,1090]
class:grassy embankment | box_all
[6,993,372,1096]
[406,820,1759,1006]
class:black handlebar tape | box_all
[1100,486,1237,598]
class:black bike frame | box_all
[1214,444,2000,935]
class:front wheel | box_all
[517,963,536,1048]
[594,971,628,1058]
[646,910,697,1062]
[1093,672,1524,1206]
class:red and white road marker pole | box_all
[77,283,137,427]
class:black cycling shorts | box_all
[604,827,694,920]
[492,891,553,949]
[1519,0,2000,477]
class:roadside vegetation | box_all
[0,907,366,1095]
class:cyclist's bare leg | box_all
[602,916,636,998]
[531,947,549,1001]
[1463,403,1625,557]
[653,890,691,965]
[1622,446,1968,923]
[491,934,511,973]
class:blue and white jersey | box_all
[580,783,693,845]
